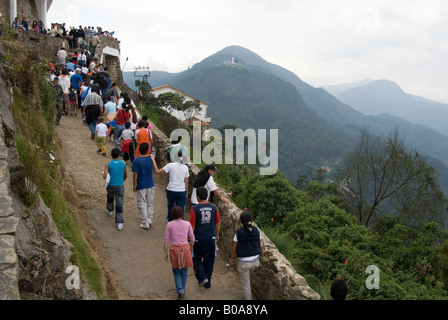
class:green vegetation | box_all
[134,72,448,299]
[168,57,351,182]
[229,138,448,300]
[3,47,104,298]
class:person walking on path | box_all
[103,148,127,231]
[132,143,155,230]
[150,152,189,222]
[53,77,64,125]
[113,102,131,152]
[164,206,195,300]
[229,211,261,300]
[191,164,230,205]
[94,117,108,156]
[84,84,104,139]
[56,47,67,68]
[189,187,221,289]
[119,121,135,165]
[134,119,152,158]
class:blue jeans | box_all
[106,185,124,223]
[113,124,126,151]
[88,120,97,135]
[172,268,189,294]
[166,190,186,222]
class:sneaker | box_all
[107,211,113,217]
[117,223,123,231]
[91,133,94,140]
[177,293,185,300]
[140,223,150,230]
[198,279,209,287]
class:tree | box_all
[135,80,155,106]
[181,99,202,126]
[336,127,448,227]
[157,92,185,115]
[157,93,203,127]
[239,173,302,227]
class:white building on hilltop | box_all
[152,85,212,128]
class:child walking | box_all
[134,119,152,158]
[119,121,135,164]
[103,148,127,231]
[68,86,78,116]
[229,211,262,300]
[95,117,108,156]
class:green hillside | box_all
[168,53,351,180]
[124,46,448,195]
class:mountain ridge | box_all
[331,79,448,136]
[123,45,448,190]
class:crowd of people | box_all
[50,47,262,300]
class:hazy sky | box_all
[47,0,448,103]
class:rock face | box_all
[0,40,96,300]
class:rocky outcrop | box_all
[0,40,96,300]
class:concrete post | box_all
[9,0,17,25]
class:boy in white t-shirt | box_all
[150,153,190,222]
[95,117,108,156]
[190,164,230,205]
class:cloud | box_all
[47,0,448,103]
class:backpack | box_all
[80,87,90,101]
[69,90,77,101]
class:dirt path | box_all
[56,113,244,300]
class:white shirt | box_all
[163,163,190,192]
[95,123,108,137]
[58,75,70,94]
[190,176,217,204]
[57,49,68,59]
[120,129,134,140]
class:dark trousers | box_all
[166,189,186,222]
[106,185,124,223]
[193,237,216,288]
[123,142,135,163]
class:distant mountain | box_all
[123,70,180,90]
[323,79,375,96]
[329,79,448,136]
[205,47,448,169]
[123,45,448,191]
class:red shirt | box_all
[116,109,131,125]
[189,202,221,232]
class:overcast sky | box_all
[47,0,448,103]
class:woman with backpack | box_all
[113,102,132,152]
[229,211,262,300]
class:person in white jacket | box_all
[58,68,71,115]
